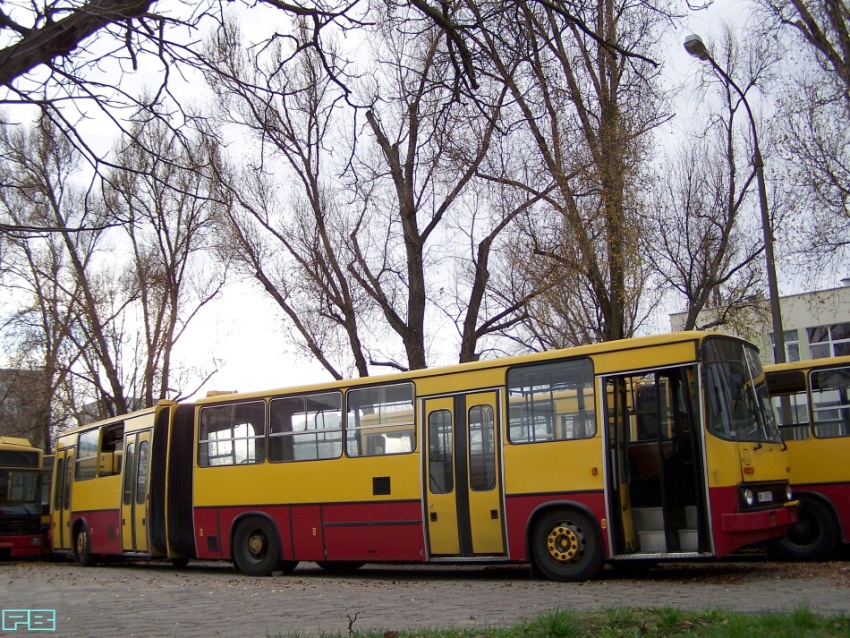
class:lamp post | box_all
[684,34,786,364]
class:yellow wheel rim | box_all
[546,523,582,563]
[247,532,266,558]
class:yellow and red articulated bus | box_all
[50,332,796,581]
[0,436,45,559]
[765,355,850,561]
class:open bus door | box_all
[603,366,708,558]
[604,377,638,553]
[423,391,506,558]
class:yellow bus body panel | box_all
[193,453,422,508]
[590,341,699,376]
[69,475,122,516]
[702,431,789,488]
[785,437,845,486]
[502,438,604,495]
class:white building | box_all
[669,281,850,364]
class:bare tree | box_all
[655,26,784,337]
[465,0,670,348]
[0,116,134,419]
[646,141,764,332]
[0,114,221,427]
[205,19,373,380]
[0,170,80,447]
[351,10,524,369]
[756,0,850,93]
[105,117,226,406]
[755,0,850,268]
[205,11,532,374]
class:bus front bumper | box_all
[720,501,798,533]
[0,534,44,558]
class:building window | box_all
[808,322,850,359]
[769,329,800,362]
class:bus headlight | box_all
[743,488,755,507]
[786,484,793,501]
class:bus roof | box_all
[52,403,171,443]
[0,436,38,449]
[764,355,850,375]
[195,330,746,406]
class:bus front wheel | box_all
[768,497,839,562]
[73,524,97,567]
[232,517,282,577]
[531,509,602,582]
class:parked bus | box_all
[765,355,850,561]
[0,436,45,559]
[50,332,796,581]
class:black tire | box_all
[768,497,839,562]
[73,524,97,567]
[232,517,282,576]
[316,561,365,574]
[531,509,602,582]
[171,557,190,568]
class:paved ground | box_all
[2,558,850,637]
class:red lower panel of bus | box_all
[503,491,608,561]
[0,534,44,558]
[74,510,123,556]
[708,487,797,557]
[194,500,425,563]
[794,482,850,544]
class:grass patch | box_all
[269,606,850,638]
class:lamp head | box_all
[684,34,711,61]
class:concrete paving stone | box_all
[2,559,850,637]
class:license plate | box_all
[757,491,774,503]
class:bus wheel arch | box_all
[231,514,291,577]
[527,504,603,582]
[768,494,839,562]
[72,519,97,567]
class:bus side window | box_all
[506,358,595,444]
[99,423,124,477]
[198,401,266,467]
[346,383,415,457]
[269,392,342,462]
[811,367,850,438]
[75,430,99,480]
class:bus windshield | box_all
[703,338,782,444]
[0,467,39,515]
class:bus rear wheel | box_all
[531,509,601,582]
[73,524,97,567]
[232,517,282,577]
[768,497,839,562]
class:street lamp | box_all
[684,34,786,364]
